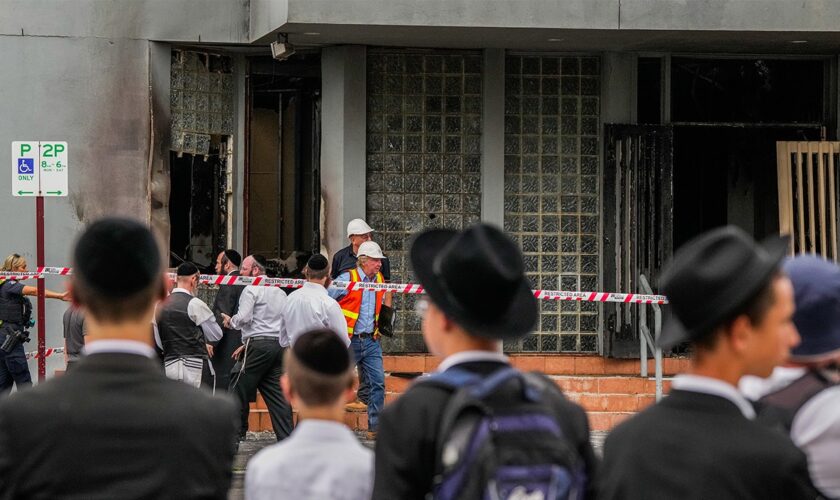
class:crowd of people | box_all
[0,216,837,499]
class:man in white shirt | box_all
[740,255,840,498]
[154,262,223,388]
[284,254,348,347]
[222,255,292,442]
[246,329,373,500]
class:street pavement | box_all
[227,430,608,500]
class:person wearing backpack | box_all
[599,227,820,500]
[372,223,597,500]
[739,255,840,498]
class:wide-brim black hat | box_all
[410,224,538,340]
[658,226,789,349]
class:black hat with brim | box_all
[410,224,538,340]
[658,226,789,349]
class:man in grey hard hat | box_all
[330,219,395,411]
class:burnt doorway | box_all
[246,54,321,277]
[169,141,231,271]
[669,57,829,249]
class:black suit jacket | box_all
[212,270,245,324]
[599,389,820,500]
[372,360,598,500]
[0,352,238,499]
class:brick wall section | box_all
[249,354,691,433]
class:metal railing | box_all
[638,274,664,401]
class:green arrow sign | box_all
[46,190,62,195]
[17,190,33,195]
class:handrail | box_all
[638,274,664,401]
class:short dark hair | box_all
[72,218,164,323]
[693,271,781,350]
[285,329,353,407]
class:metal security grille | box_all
[603,125,673,358]
[503,55,601,353]
[777,141,840,260]
[366,49,483,353]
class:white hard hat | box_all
[357,241,386,259]
[347,218,374,237]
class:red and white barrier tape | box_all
[24,346,64,361]
[0,268,668,304]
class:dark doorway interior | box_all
[246,55,321,277]
[169,145,228,271]
[668,57,829,250]
[673,126,822,249]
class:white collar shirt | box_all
[245,419,373,500]
[672,373,756,420]
[284,282,350,347]
[437,349,508,373]
[230,280,289,346]
[84,339,157,359]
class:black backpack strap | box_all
[757,370,836,431]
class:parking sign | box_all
[11,141,68,197]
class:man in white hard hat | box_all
[330,219,395,412]
[329,241,389,438]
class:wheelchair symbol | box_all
[17,158,34,175]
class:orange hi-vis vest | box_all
[338,268,385,339]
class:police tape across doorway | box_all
[0,266,669,305]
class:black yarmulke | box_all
[177,262,199,276]
[223,249,242,268]
[307,254,329,271]
[73,218,161,298]
[292,329,351,375]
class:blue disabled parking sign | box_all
[17,158,34,175]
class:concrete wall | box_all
[0,35,152,376]
[319,46,367,260]
[0,0,249,378]
[1,0,249,43]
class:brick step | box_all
[246,355,689,433]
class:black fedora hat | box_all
[410,223,538,339]
[658,226,788,349]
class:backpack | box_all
[756,369,838,432]
[420,366,587,500]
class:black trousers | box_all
[211,328,241,392]
[230,337,292,441]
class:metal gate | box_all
[603,125,673,357]
[776,141,840,260]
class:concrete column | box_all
[232,54,247,252]
[320,45,367,258]
[481,48,505,227]
[601,53,636,125]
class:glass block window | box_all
[170,50,234,155]
[503,55,601,353]
[366,49,482,353]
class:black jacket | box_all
[599,389,820,500]
[0,352,238,499]
[372,360,598,500]
[212,270,245,324]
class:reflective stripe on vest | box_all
[337,268,384,338]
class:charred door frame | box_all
[603,124,673,358]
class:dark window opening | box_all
[671,58,824,124]
[169,143,229,271]
[637,58,662,124]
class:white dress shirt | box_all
[84,339,157,359]
[740,366,840,497]
[284,282,350,347]
[245,419,373,500]
[436,349,508,373]
[672,374,756,420]
[230,281,289,346]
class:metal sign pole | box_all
[36,195,46,382]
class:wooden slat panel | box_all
[829,143,838,261]
[795,144,807,254]
[817,142,828,256]
[805,142,817,253]
[777,142,793,254]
